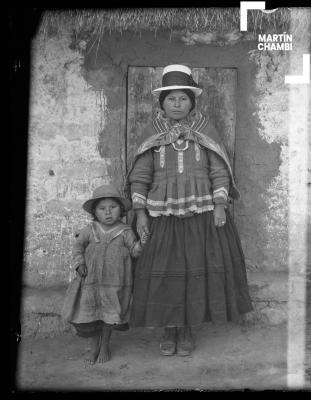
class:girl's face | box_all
[162,90,192,120]
[94,198,121,227]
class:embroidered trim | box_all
[132,192,147,200]
[147,194,213,206]
[213,187,228,201]
[154,145,166,168]
[193,114,208,132]
[171,140,189,151]
[213,187,229,197]
[194,142,200,161]
[132,192,147,206]
[178,151,183,173]
[171,140,189,174]
[213,193,228,201]
[149,204,214,217]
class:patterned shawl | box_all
[125,110,240,200]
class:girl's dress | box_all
[62,221,139,335]
[126,111,253,327]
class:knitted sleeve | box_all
[128,150,154,209]
[208,150,230,205]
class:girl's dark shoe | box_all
[160,327,177,356]
[177,326,194,356]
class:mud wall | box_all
[25,26,294,292]
[25,28,109,287]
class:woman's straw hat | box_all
[152,64,202,97]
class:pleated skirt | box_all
[130,210,253,327]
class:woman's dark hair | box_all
[91,197,125,220]
[159,89,196,112]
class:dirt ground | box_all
[14,321,311,392]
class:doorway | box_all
[126,66,237,215]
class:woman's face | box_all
[162,90,192,120]
[94,198,121,226]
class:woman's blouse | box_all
[128,118,230,217]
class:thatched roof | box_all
[40,7,294,37]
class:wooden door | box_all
[126,66,237,212]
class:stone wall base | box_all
[20,271,289,338]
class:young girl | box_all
[62,184,145,364]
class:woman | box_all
[125,64,253,356]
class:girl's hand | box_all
[214,204,226,228]
[136,209,150,240]
[76,264,87,278]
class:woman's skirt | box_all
[130,210,253,327]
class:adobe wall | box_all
[25,28,291,289]
[21,11,311,335]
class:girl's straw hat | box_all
[152,64,202,97]
[82,184,132,214]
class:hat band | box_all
[162,71,198,89]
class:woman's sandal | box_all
[177,327,194,356]
[159,327,177,356]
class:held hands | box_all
[76,264,87,278]
[132,240,144,257]
[214,204,226,228]
[136,209,150,245]
[140,231,150,245]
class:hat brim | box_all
[83,196,132,214]
[152,85,202,97]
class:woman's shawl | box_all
[125,111,240,201]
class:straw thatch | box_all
[40,7,294,38]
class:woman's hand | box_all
[136,209,150,240]
[76,264,87,278]
[214,204,226,228]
